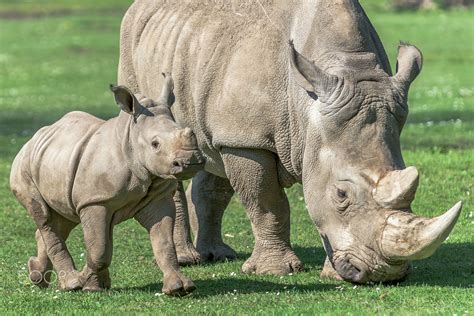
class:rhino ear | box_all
[109,84,142,118]
[391,42,423,95]
[289,40,339,102]
[159,72,175,108]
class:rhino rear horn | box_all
[289,40,339,103]
[160,72,175,108]
[373,166,419,209]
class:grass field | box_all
[0,1,473,314]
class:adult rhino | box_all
[118,0,462,283]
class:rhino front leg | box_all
[186,171,237,262]
[80,206,113,291]
[173,182,201,265]
[135,196,195,296]
[221,148,303,275]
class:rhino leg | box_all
[11,179,81,291]
[80,206,113,291]
[173,182,201,265]
[28,229,53,288]
[221,148,303,275]
[135,196,195,296]
[186,171,237,262]
[28,217,77,289]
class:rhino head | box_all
[290,42,462,283]
[110,73,205,180]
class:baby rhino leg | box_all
[28,229,53,288]
[80,206,113,291]
[12,183,80,290]
[135,196,195,296]
[29,215,77,289]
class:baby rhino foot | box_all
[80,266,111,292]
[57,269,82,291]
[162,272,196,296]
[28,256,51,288]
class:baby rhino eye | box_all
[151,140,160,150]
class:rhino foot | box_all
[320,257,343,281]
[57,270,82,291]
[242,245,303,275]
[162,272,196,296]
[176,242,201,266]
[28,256,52,288]
[80,267,111,292]
[197,241,237,262]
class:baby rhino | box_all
[10,73,204,295]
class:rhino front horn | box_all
[380,201,463,261]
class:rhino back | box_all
[23,111,104,220]
[121,0,391,179]
[120,1,295,174]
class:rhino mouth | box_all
[170,161,205,180]
[330,249,411,284]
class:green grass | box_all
[0,2,473,315]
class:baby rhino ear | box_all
[109,84,142,118]
[159,72,175,108]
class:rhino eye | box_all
[333,186,350,212]
[151,140,160,150]
[337,188,347,199]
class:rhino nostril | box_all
[172,160,181,168]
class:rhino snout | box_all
[170,150,205,179]
[333,258,368,284]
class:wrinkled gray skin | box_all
[10,74,204,295]
[118,0,462,283]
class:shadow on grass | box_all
[112,243,471,297]
[402,242,474,288]
[120,278,335,298]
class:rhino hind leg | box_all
[11,175,81,290]
[186,171,237,263]
[28,229,53,288]
[37,212,81,291]
[173,182,201,265]
[28,218,78,289]
[221,148,303,275]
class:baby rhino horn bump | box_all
[380,202,463,261]
[373,166,419,209]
